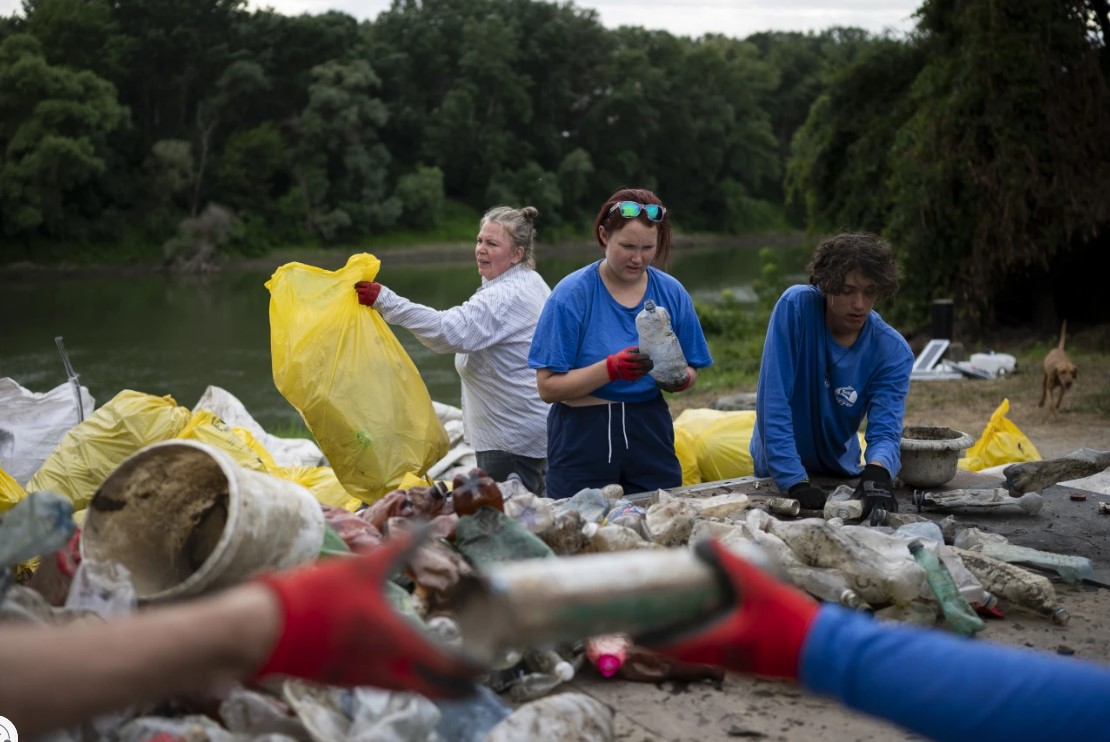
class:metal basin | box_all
[899,426,976,488]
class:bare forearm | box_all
[0,585,280,735]
[536,364,612,403]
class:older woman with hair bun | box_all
[355,205,552,494]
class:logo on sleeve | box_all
[834,386,858,407]
[0,715,19,742]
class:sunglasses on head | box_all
[609,201,666,222]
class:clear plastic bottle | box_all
[907,539,985,637]
[635,300,688,386]
[506,671,566,702]
[526,648,576,682]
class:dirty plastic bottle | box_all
[635,300,688,386]
[560,488,610,524]
[907,539,985,637]
[427,615,463,648]
[975,543,1094,585]
[452,468,505,516]
[525,648,576,682]
[951,546,1070,624]
[498,473,534,500]
[605,499,648,538]
[582,522,653,552]
[539,507,590,555]
[915,488,1044,515]
[893,521,945,544]
[821,485,861,521]
[504,492,556,535]
[586,634,630,677]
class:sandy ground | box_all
[568,353,1110,741]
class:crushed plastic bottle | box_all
[601,484,625,503]
[586,634,630,677]
[907,539,985,637]
[560,488,610,524]
[635,300,688,386]
[0,490,76,569]
[823,486,863,521]
[605,499,648,538]
[498,472,534,500]
[485,692,615,741]
[581,523,655,552]
[526,648,576,682]
[645,496,698,546]
[893,521,945,543]
[504,492,556,535]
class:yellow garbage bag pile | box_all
[673,409,757,483]
[1,464,27,514]
[24,390,363,514]
[27,390,192,510]
[958,398,1042,471]
[267,253,448,505]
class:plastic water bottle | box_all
[526,648,576,682]
[560,488,610,524]
[635,300,688,386]
[907,539,985,637]
[975,543,1094,585]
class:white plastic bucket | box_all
[81,439,325,602]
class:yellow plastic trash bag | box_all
[26,390,191,510]
[692,411,757,482]
[274,465,362,511]
[673,426,701,486]
[1,465,27,514]
[958,398,1042,472]
[266,253,449,505]
[177,410,274,472]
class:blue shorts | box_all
[545,394,681,500]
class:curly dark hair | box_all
[807,233,901,299]
[592,187,672,270]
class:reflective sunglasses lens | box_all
[618,201,642,218]
[643,205,663,221]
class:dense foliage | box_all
[2,0,1107,328]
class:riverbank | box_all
[0,231,804,279]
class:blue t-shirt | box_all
[751,284,913,489]
[803,605,1110,741]
[528,261,713,403]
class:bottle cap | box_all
[595,654,622,677]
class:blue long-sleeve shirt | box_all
[751,285,913,490]
[802,605,1110,741]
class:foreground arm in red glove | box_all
[0,534,478,737]
[639,538,819,679]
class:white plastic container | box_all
[82,440,325,602]
[968,352,1016,376]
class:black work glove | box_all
[787,482,828,510]
[853,464,897,519]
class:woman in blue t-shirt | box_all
[528,188,713,500]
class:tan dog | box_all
[1039,320,1078,414]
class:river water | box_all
[1,239,806,431]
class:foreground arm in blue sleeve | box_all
[802,605,1110,742]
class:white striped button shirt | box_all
[374,264,552,458]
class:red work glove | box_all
[254,532,479,697]
[659,368,693,393]
[638,539,819,680]
[606,346,654,381]
[354,281,382,307]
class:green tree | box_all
[22,0,125,79]
[0,34,127,237]
[394,164,445,229]
[291,58,398,241]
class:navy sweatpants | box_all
[545,394,681,500]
